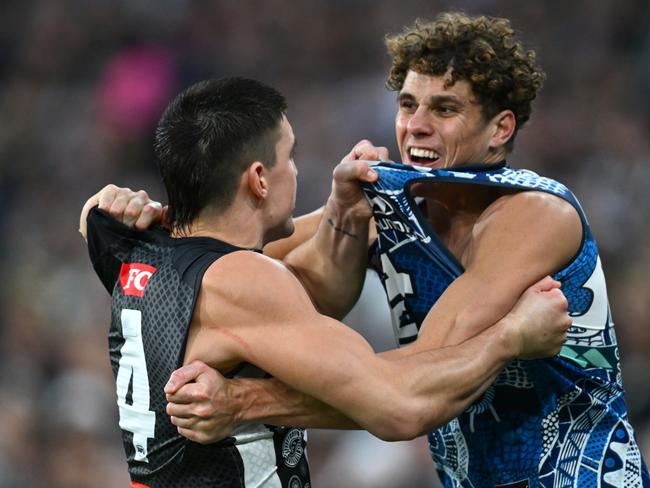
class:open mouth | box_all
[409,147,440,165]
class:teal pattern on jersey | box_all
[361,162,649,488]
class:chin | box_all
[267,220,295,244]
[284,221,295,238]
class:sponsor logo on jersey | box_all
[282,428,304,467]
[120,263,157,297]
[367,194,395,216]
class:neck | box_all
[480,146,508,166]
[173,206,265,250]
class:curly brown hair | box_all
[385,12,545,150]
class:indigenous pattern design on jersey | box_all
[361,162,649,488]
[86,208,311,488]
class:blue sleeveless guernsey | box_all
[361,162,649,488]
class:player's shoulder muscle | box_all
[202,250,315,320]
[470,190,582,275]
[486,189,578,222]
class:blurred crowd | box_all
[0,0,648,487]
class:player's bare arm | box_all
[165,274,568,444]
[174,249,569,442]
[164,360,358,444]
[264,142,389,261]
[280,140,385,318]
[410,190,582,351]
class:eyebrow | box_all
[397,92,463,106]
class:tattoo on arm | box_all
[327,218,359,240]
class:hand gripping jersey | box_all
[86,208,310,488]
[361,162,649,488]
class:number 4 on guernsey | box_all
[116,309,156,462]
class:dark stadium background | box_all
[0,1,648,486]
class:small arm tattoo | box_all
[327,218,359,240]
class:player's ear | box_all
[246,161,268,201]
[489,110,515,149]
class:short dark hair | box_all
[154,77,287,233]
[385,12,545,151]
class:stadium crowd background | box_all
[0,1,648,486]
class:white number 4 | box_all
[116,309,156,462]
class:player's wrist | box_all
[229,378,292,425]
[326,191,373,221]
[493,316,523,361]
[323,196,373,239]
[228,378,252,425]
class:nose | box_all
[406,106,434,137]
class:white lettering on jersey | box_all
[381,254,418,341]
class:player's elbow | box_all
[365,401,437,442]
[373,422,421,442]
[365,417,419,442]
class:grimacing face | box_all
[395,70,509,169]
[264,115,297,242]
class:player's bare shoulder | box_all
[478,190,581,235]
[468,190,582,273]
[201,250,314,319]
[185,251,313,370]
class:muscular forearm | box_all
[406,272,516,352]
[338,317,517,440]
[393,318,517,435]
[284,198,370,319]
[238,320,516,441]
[231,377,359,429]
